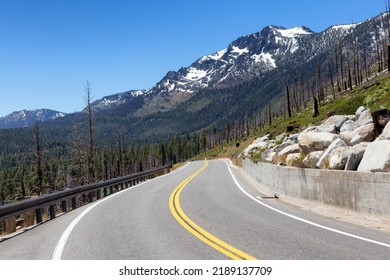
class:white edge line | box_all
[222,159,390,249]
[52,162,191,260]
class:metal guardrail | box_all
[0,164,171,235]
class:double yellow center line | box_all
[169,160,256,260]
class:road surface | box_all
[0,159,389,259]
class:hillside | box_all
[202,73,390,164]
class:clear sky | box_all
[0,0,386,117]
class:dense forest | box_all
[1,9,390,205]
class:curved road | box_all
[0,159,389,259]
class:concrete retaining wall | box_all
[243,159,390,216]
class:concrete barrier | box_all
[243,159,390,216]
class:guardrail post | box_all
[97,189,101,200]
[110,185,114,194]
[72,197,77,210]
[25,211,34,227]
[88,191,93,202]
[104,187,108,197]
[35,208,43,224]
[61,200,67,213]
[5,217,16,234]
[49,205,56,219]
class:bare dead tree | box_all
[286,85,292,118]
[70,116,86,186]
[84,81,95,183]
[312,96,320,118]
[328,61,336,100]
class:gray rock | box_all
[357,140,390,172]
[261,148,276,163]
[322,115,350,131]
[302,151,323,168]
[340,120,358,132]
[345,142,369,170]
[253,135,270,144]
[303,125,336,134]
[340,123,376,146]
[355,106,367,119]
[275,143,300,164]
[274,133,286,143]
[284,133,299,143]
[356,109,373,127]
[316,138,347,169]
[298,131,339,155]
[328,147,350,170]
[286,153,304,167]
[243,140,274,157]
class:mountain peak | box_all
[0,109,66,129]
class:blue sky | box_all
[0,0,386,117]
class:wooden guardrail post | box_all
[25,211,34,227]
[5,217,16,234]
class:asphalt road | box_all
[0,159,389,259]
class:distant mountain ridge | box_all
[1,12,387,136]
[0,109,66,129]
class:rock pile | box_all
[243,106,390,172]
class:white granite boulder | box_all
[243,136,274,157]
[276,143,300,163]
[286,153,304,167]
[316,138,347,169]
[328,147,350,170]
[340,120,358,132]
[298,132,339,154]
[356,109,373,127]
[376,121,390,141]
[340,123,376,146]
[357,140,390,172]
[321,115,350,131]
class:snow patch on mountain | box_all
[231,46,249,57]
[185,68,208,81]
[276,26,313,37]
[200,48,228,62]
[251,52,277,68]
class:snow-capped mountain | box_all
[90,89,148,111]
[154,25,314,94]
[72,12,385,119]
[0,109,67,129]
[135,14,382,115]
